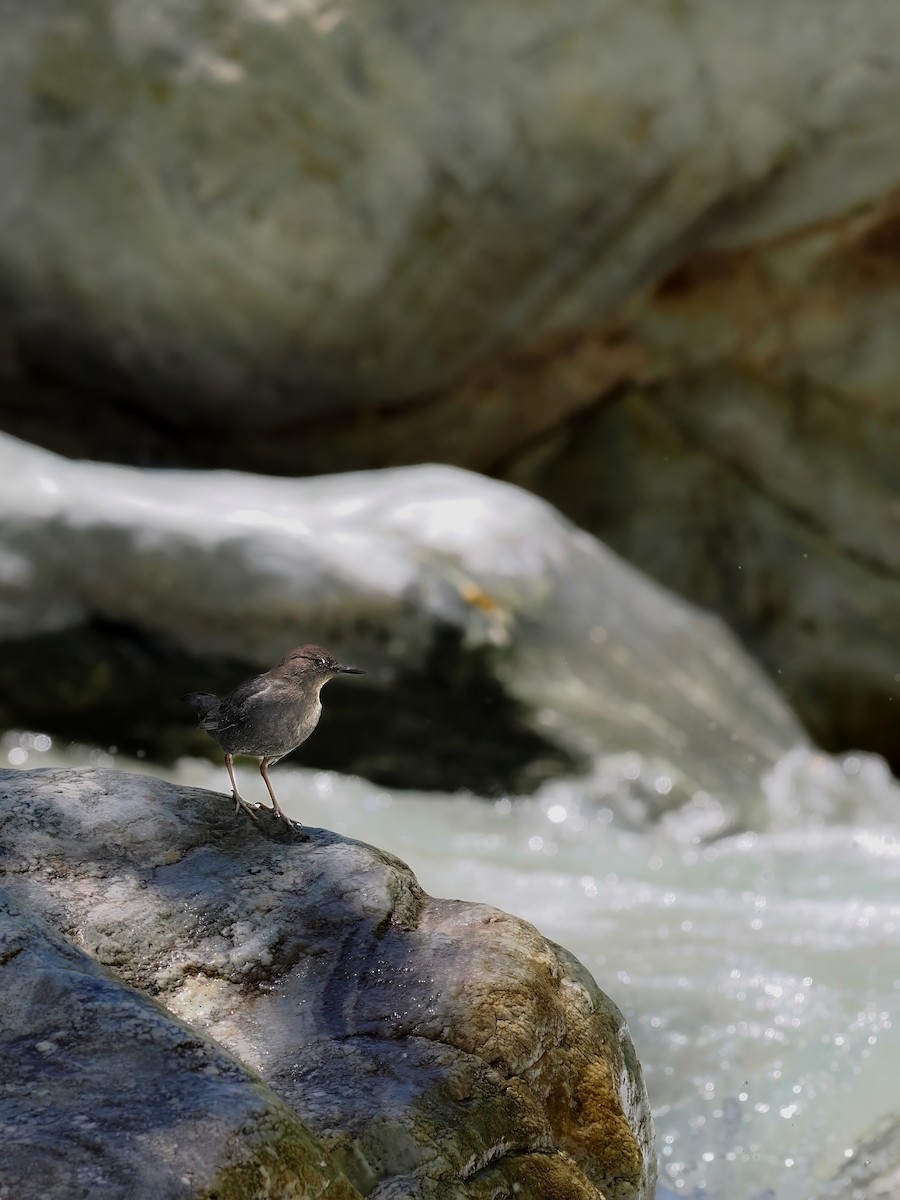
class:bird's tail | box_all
[183,691,219,721]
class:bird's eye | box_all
[317,657,326,667]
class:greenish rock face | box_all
[506,358,900,776]
[199,1112,362,1200]
[3,0,899,421]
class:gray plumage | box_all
[184,644,363,823]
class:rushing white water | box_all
[6,733,899,1199]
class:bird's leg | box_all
[225,753,259,821]
[260,757,295,825]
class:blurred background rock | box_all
[1,0,898,774]
[3,8,900,1198]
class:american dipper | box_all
[184,644,364,824]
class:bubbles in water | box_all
[622,756,642,781]
[314,772,334,796]
[363,792,393,812]
[3,729,54,765]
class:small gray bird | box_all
[184,644,364,823]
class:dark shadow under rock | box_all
[0,620,580,796]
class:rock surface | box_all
[0,765,657,1199]
[0,433,804,806]
[505,238,900,771]
[820,1113,900,1200]
[1,0,898,423]
[0,888,361,1200]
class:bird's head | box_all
[277,644,364,682]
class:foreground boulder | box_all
[0,766,657,1199]
[0,889,360,1200]
[0,433,804,809]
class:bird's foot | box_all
[232,792,261,821]
[264,800,296,826]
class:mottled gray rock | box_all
[0,433,804,807]
[0,888,360,1200]
[2,0,899,421]
[0,765,657,1199]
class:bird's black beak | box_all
[338,665,365,675]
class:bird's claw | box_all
[232,793,261,821]
[265,803,296,826]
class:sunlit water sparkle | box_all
[6,733,899,1199]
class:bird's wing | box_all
[213,675,284,731]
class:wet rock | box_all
[820,1113,900,1199]
[0,433,804,804]
[0,887,360,1200]
[0,765,657,1199]
[505,224,900,773]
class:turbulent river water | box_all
[9,735,899,1199]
